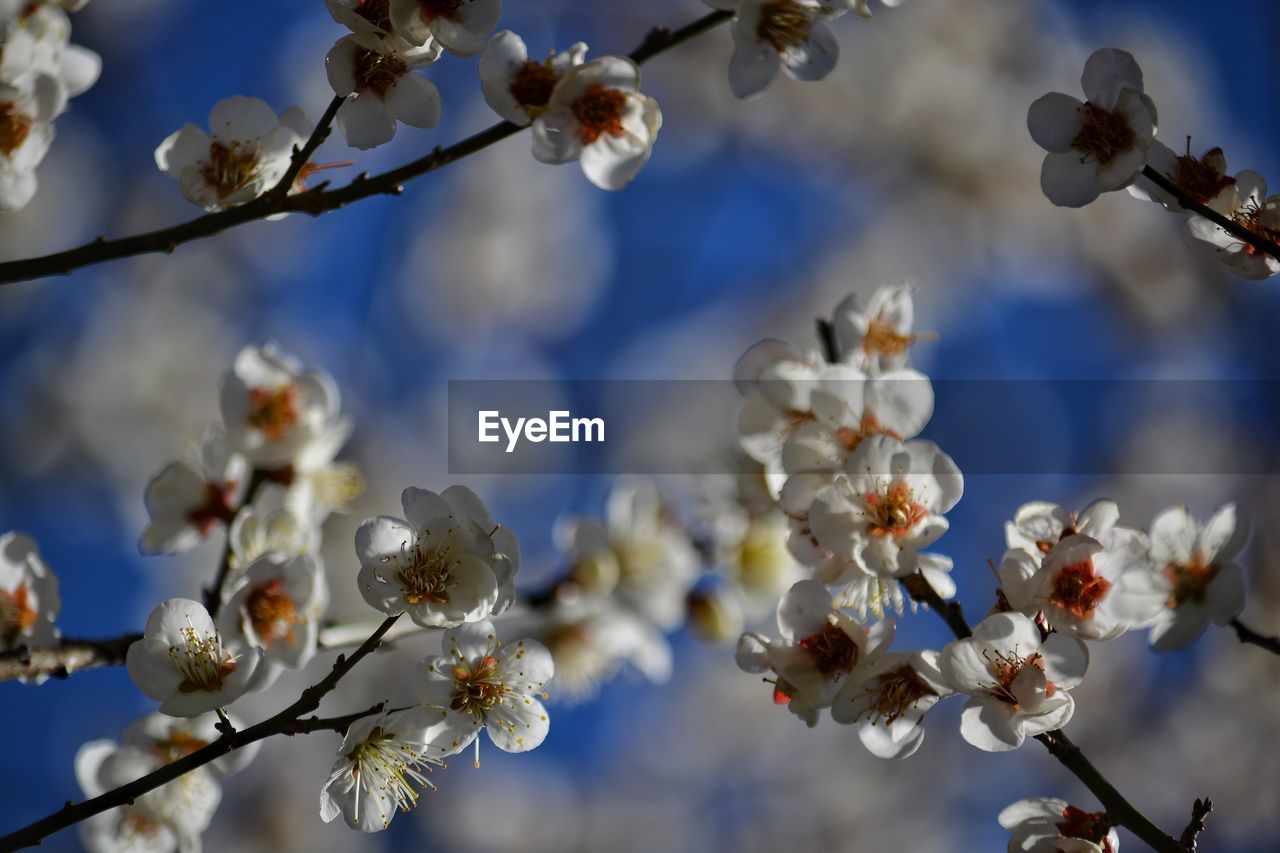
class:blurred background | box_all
[2,0,1279,850]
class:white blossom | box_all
[1128,139,1237,214]
[831,283,933,373]
[705,0,842,100]
[999,797,1119,853]
[126,598,263,717]
[319,707,467,832]
[326,32,442,150]
[356,485,518,628]
[479,30,586,126]
[0,79,57,210]
[735,338,826,493]
[218,552,328,687]
[940,612,1087,752]
[1181,170,1280,280]
[414,619,554,760]
[0,531,60,657]
[1027,48,1157,207]
[832,649,952,759]
[155,97,311,211]
[121,711,260,776]
[226,483,317,570]
[139,429,248,556]
[530,56,662,191]
[1004,499,1118,564]
[388,0,501,57]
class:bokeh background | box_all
[2,0,1279,850]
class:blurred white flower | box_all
[140,428,247,556]
[831,283,933,373]
[126,598,263,717]
[227,483,317,569]
[806,435,963,578]
[735,338,825,493]
[414,618,554,760]
[319,706,466,832]
[940,612,1087,752]
[218,552,328,687]
[998,797,1119,853]
[0,531,60,656]
[705,0,842,100]
[531,56,662,191]
[326,32,442,150]
[0,79,58,210]
[219,342,348,468]
[479,30,586,126]
[1128,140,1236,214]
[121,711,260,776]
[155,97,311,211]
[1027,48,1157,207]
[356,485,518,627]
[389,0,501,57]
[736,579,892,726]
[831,649,951,759]
[1004,499,1118,564]
[1181,170,1280,280]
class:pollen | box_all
[756,1,815,53]
[572,84,627,145]
[798,622,859,676]
[353,47,408,98]
[1174,141,1235,204]
[450,654,509,720]
[186,482,237,536]
[244,578,301,645]
[247,384,300,442]
[983,647,1048,706]
[1164,557,1219,608]
[864,482,927,538]
[858,664,936,725]
[0,583,38,649]
[199,140,262,201]
[508,59,559,111]
[1071,102,1135,165]
[394,535,454,607]
[1049,559,1111,619]
[169,625,238,694]
[863,319,915,357]
[0,102,32,158]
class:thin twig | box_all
[1177,797,1212,851]
[1141,164,1280,262]
[904,571,1186,853]
[0,10,735,287]
[0,634,141,682]
[1229,617,1280,656]
[271,95,345,198]
[0,613,401,850]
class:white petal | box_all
[1026,92,1083,153]
[1040,151,1101,208]
[387,72,442,129]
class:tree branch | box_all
[1177,797,1212,851]
[0,634,142,682]
[1229,617,1280,656]
[0,10,735,287]
[0,613,401,850]
[272,95,345,199]
[204,467,272,617]
[904,571,1186,853]
[1140,164,1280,262]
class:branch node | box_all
[1179,797,1212,850]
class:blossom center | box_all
[1050,559,1111,619]
[863,319,915,357]
[756,1,814,53]
[508,59,559,111]
[353,47,407,98]
[1071,102,1135,165]
[150,730,209,764]
[1175,143,1234,204]
[356,0,392,30]
[247,384,300,441]
[245,578,301,644]
[983,647,1051,706]
[186,482,238,535]
[395,539,452,606]
[0,101,32,157]
[1233,200,1280,256]
[1164,557,1218,608]
[416,0,464,23]
[864,482,927,537]
[572,84,627,145]
[450,655,508,719]
[199,140,262,200]
[0,583,38,648]
[169,626,238,693]
[798,622,859,675]
[346,726,441,823]
[859,663,936,725]
[1057,805,1114,853]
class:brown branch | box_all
[904,571,1186,853]
[1141,164,1280,262]
[271,95,345,199]
[0,613,401,850]
[0,10,735,287]
[1229,618,1280,656]
[0,634,142,682]
[1178,797,1212,851]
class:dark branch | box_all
[0,10,735,287]
[1178,797,1212,851]
[0,633,141,682]
[271,95,345,199]
[905,571,1186,853]
[1140,164,1280,262]
[1229,618,1280,656]
[815,318,839,364]
[0,614,401,850]
[204,467,272,617]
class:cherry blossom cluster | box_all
[730,283,1256,846]
[1028,47,1280,280]
[0,0,99,211]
